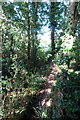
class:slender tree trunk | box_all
[31,2,38,66]
[10,34,14,57]
[27,5,31,60]
[51,30,55,56]
[50,2,56,57]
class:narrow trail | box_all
[21,63,62,120]
[36,63,58,107]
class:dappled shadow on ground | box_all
[2,63,65,120]
[19,63,60,120]
[9,63,80,120]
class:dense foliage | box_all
[1,1,80,120]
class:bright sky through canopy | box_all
[39,26,51,50]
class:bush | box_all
[51,70,80,119]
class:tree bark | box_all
[50,2,56,57]
[69,2,79,36]
[31,2,38,66]
[27,4,31,60]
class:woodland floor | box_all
[20,63,63,120]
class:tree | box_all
[67,1,80,68]
[69,2,80,36]
[49,2,61,57]
[27,3,31,60]
[31,2,38,66]
[49,2,56,57]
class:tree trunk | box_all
[27,5,31,60]
[31,2,38,66]
[51,30,55,56]
[62,2,79,51]
[50,2,56,57]
[69,2,79,36]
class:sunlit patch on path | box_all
[23,63,63,119]
[36,63,58,107]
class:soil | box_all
[20,63,62,120]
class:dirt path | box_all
[21,63,62,120]
[36,63,57,107]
